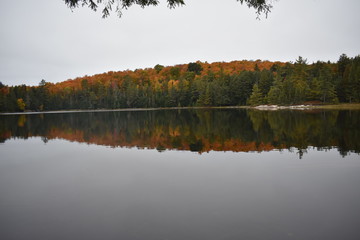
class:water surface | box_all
[1,109,359,240]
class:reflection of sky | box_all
[1,138,360,239]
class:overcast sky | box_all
[0,0,359,86]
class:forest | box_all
[0,54,359,112]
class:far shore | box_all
[1,103,360,115]
[1,106,245,115]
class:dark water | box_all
[1,109,360,240]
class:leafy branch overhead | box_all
[64,0,273,18]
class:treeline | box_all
[0,54,359,112]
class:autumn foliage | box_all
[0,55,359,112]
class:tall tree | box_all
[318,65,338,103]
[17,98,26,111]
[247,84,264,106]
[187,62,203,75]
[258,69,274,96]
[266,76,283,105]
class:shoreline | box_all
[1,104,360,115]
[253,103,360,110]
[0,106,246,115]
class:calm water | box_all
[1,109,360,240]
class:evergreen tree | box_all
[266,77,283,105]
[247,84,264,106]
[318,65,338,103]
[258,69,274,96]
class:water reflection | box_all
[1,110,360,240]
[1,109,359,157]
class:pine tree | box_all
[247,84,264,106]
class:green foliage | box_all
[337,54,350,78]
[154,64,164,73]
[228,71,256,105]
[318,65,338,103]
[266,77,282,105]
[345,56,360,102]
[169,67,181,79]
[295,56,307,65]
[1,54,360,113]
[187,62,203,75]
[258,69,273,96]
[247,84,264,106]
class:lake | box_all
[1,108,360,240]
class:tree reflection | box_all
[0,109,359,157]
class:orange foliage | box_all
[16,126,283,154]
[47,60,285,94]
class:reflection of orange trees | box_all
[17,115,26,127]
[35,111,283,152]
[48,128,86,143]
[1,110,358,156]
[0,131,12,142]
[40,125,284,153]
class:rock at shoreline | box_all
[254,105,313,110]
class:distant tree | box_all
[335,54,352,102]
[258,69,273,96]
[229,71,255,105]
[247,84,264,106]
[266,74,289,105]
[64,0,272,18]
[308,77,322,101]
[266,84,281,105]
[346,56,360,102]
[169,67,181,79]
[317,65,338,103]
[0,83,5,112]
[39,79,47,87]
[197,84,212,106]
[295,56,307,65]
[187,62,203,75]
[154,64,164,73]
[337,54,350,78]
[270,63,279,72]
[17,98,26,111]
[212,77,230,106]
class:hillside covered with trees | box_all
[0,54,359,112]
